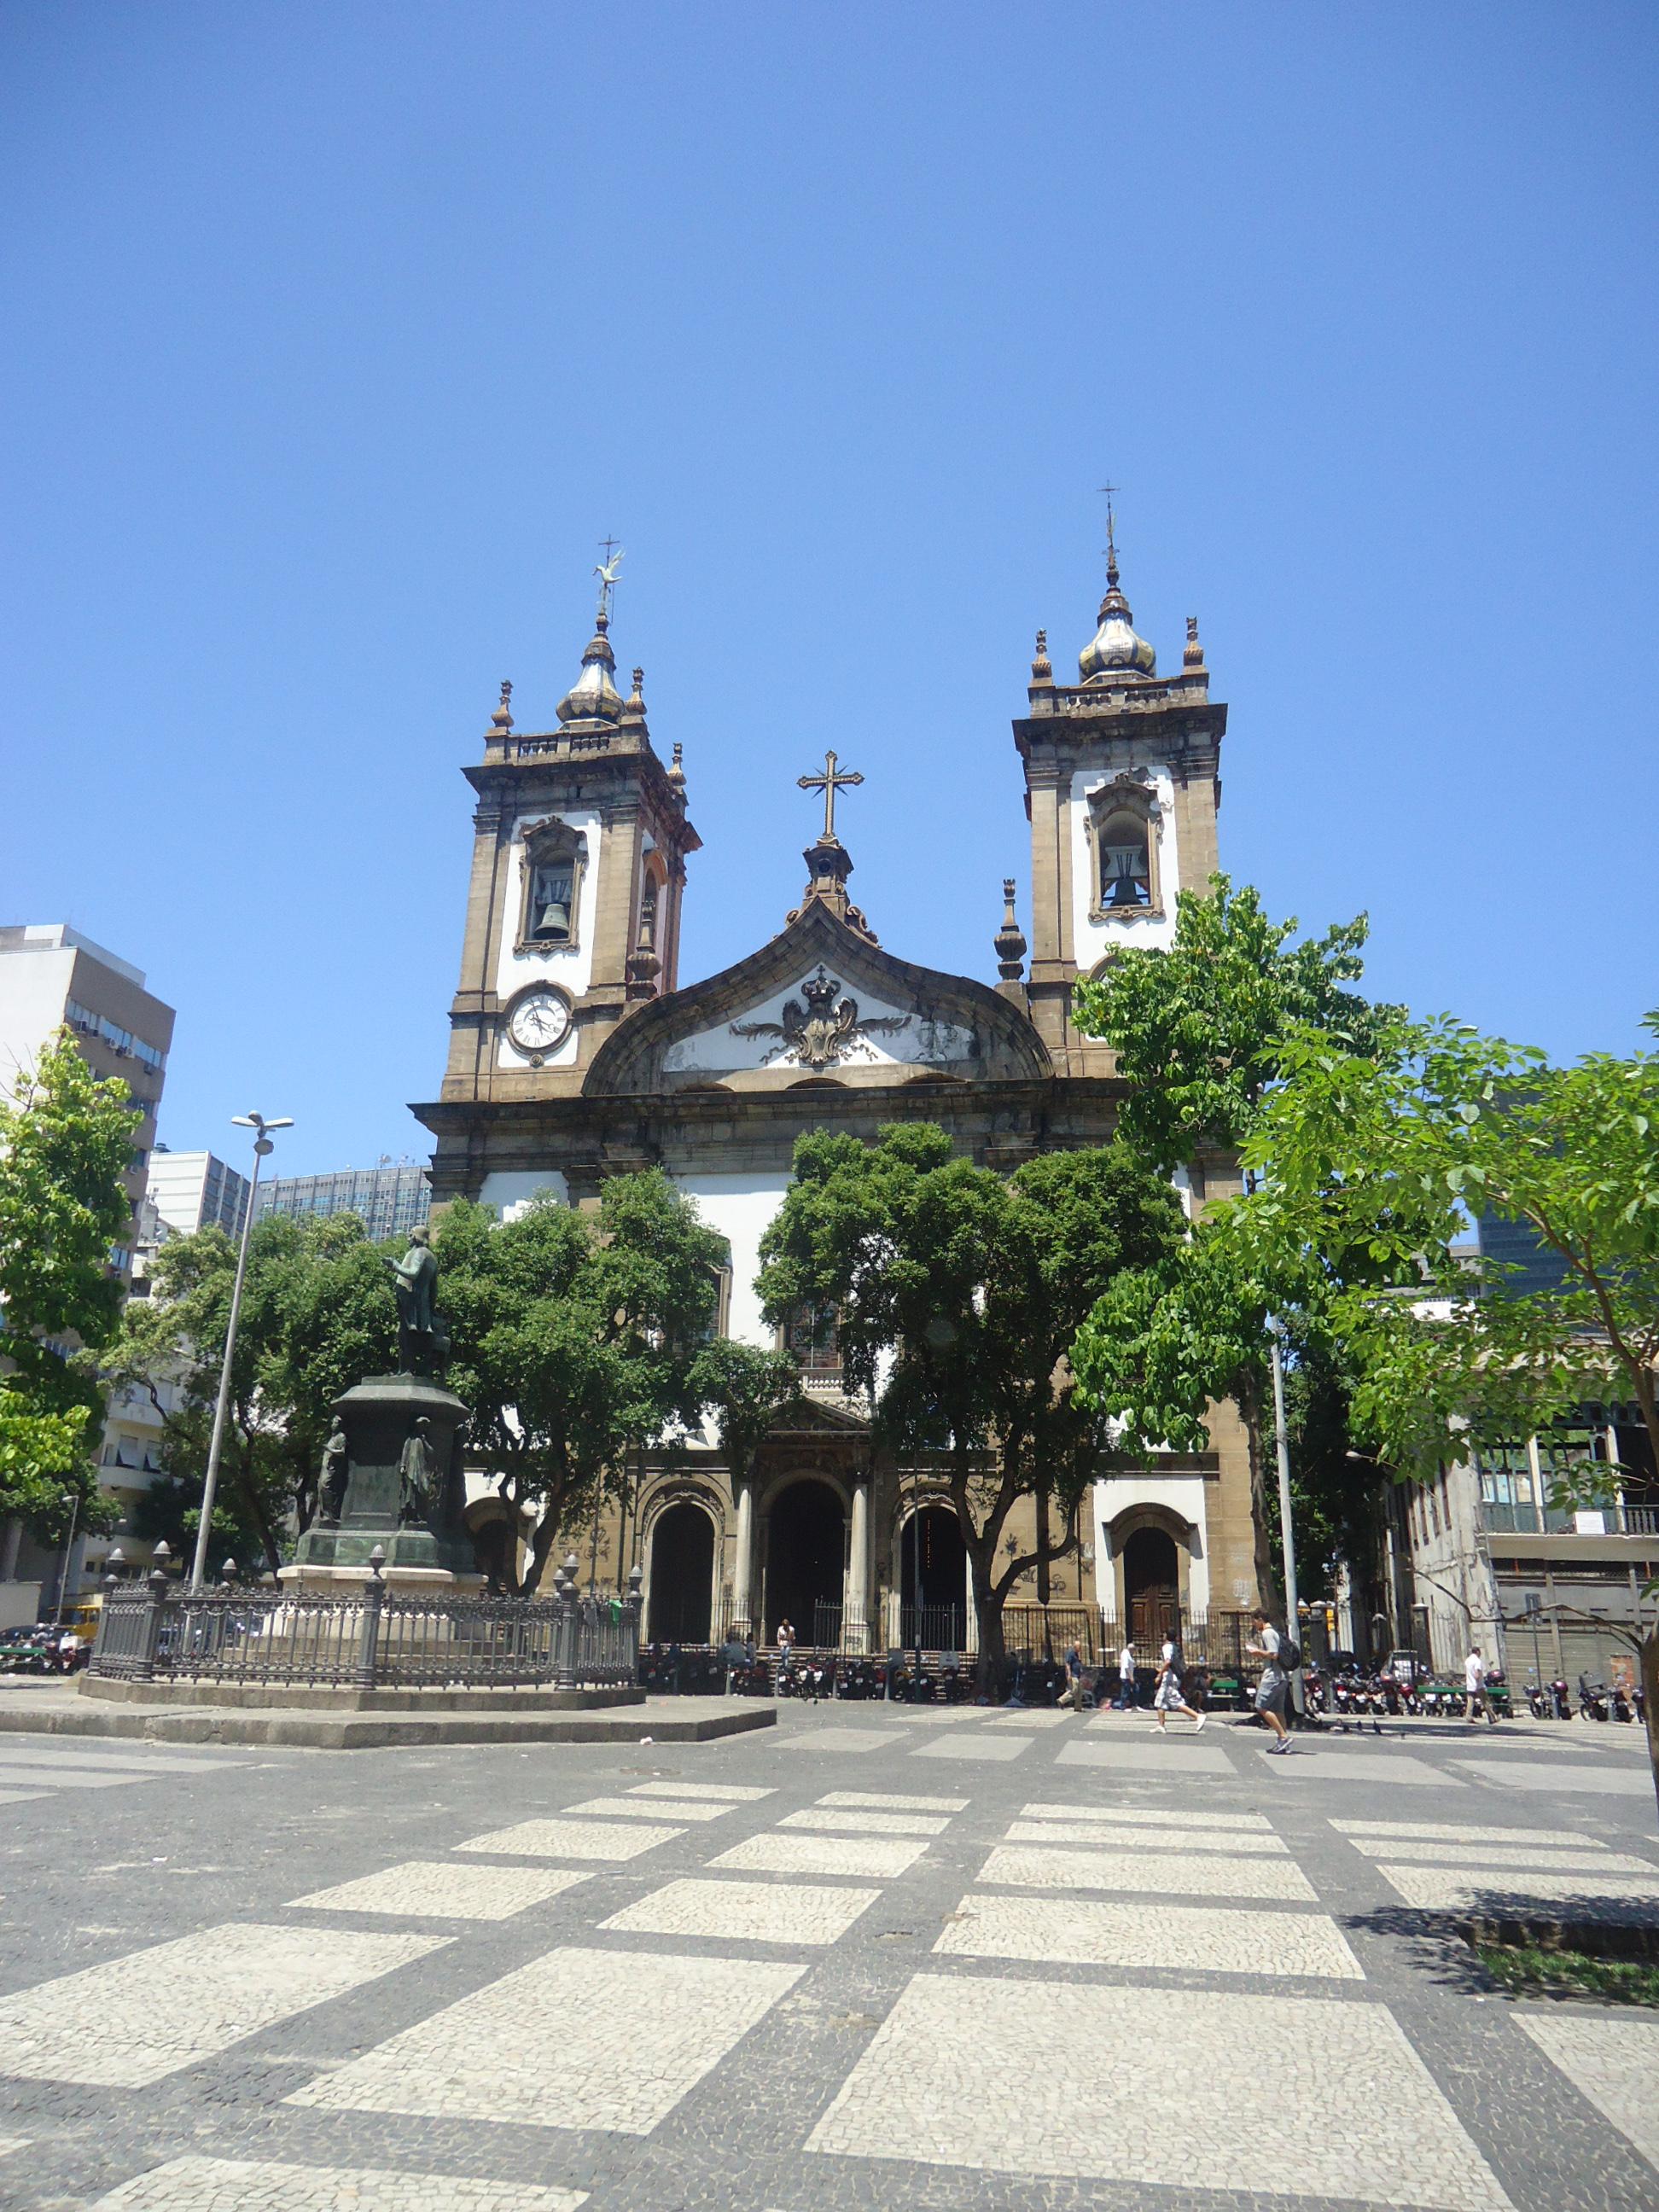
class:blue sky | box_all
[3,3,1655,1175]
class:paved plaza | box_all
[0,1703,1653,2210]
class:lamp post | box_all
[53,1487,80,1623]
[1268,1321,1304,1716]
[189,1111,292,1592]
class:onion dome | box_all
[556,610,625,724]
[1079,548,1156,682]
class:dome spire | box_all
[1080,486,1155,682]
[556,539,627,725]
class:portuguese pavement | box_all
[0,1699,1653,2211]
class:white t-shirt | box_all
[1258,1624,1283,1675]
[1118,1644,1135,1679]
[1464,1652,1485,1692]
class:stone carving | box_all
[730,967,911,1070]
[311,1422,350,1530]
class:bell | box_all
[1108,869,1144,908]
[535,900,571,939]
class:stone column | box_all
[732,1481,755,1636]
[846,1479,870,1652]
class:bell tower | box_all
[1013,518,1225,1068]
[439,562,699,1108]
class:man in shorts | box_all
[1464,1644,1498,1725]
[1248,1608,1294,1752]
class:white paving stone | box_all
[1022,1802,1274,1831]
[988,1710,1071,1726]
[0,1790,47,1806]
[1448,1760,1652,1796]
[91,2157,586,2211]
[1350,1839,1651,1874]
[808,1976,1509,2206]
[0,1748,242,1773]
[288,1860,589,1920]
[820,1790,967,1812]
[888,1708,985,1724]
[1004,1820,1289,1854]
[779,1807,949,1836]
[1332,1819,1598,1845]
[290,1946,801,2134]
[1261,1749,1454,1784]
[561,1796,735,1824]
[453,1818,682,1862]
[626,1781,774,1802]
[981,1842,1317,1901]
[0,1924,442,2087]
[602,1877,879,1947]
[1516,2011,1659,2172]
[777,1727,901,1752]
[936,1894,1364,1980]
[1375,1863,1659,1911]
[1055,1741,1235,1774]
[911,1732,1031,1761]
[0,2137,26,2158]
[710,1831,928,1879]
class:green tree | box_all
[757,1125,1185,1678]
[105,1210,397,1572]
[436,1173,726,1594]
[0,1030,138,1541]
[1245,1009,1659,1805]
[689,1338,803,1496]
[1070,874,1397,1608]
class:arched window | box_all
[1086,776,1164,921]
[515,817,588,954]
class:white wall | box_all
[1069,765,1180,969]
[477,1169,571,1220]
[493,807,603,1008]
[0,945,73,1103]
[672,1171,792,1348]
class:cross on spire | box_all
[797,749,864,842]
[593,538,624,619]
[1097,481,1121,579]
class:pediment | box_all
[585,903,1051,1096]
[766,1392,871,1435]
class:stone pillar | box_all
[732,1480,755,1636]
[846,1479,870,1652]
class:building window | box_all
[515,816,588,955]
[1085,776,1163,921]
[1478,1444,1539,1534]
[784,1301,841,1376]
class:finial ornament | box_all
[624,666,646,719]
[667,740,686,791]
[1183,615,1205,671]
[797,749,864,843]
[1031,628,1053,684]
[1097,480,1121,585]
[492,678,514,730]
[994,876,1028,982]
[594,538,625,620]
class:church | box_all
[415,538,1260,1657]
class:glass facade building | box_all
[256,1161,430,1243]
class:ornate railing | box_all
[90,1555,642,1693]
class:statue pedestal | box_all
[292,1370,477,1584]
[276,1561,485,1598]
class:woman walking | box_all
[1151,1636,1206,1733]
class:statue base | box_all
[292,1370,476,1580]
[276,1560,486,1598]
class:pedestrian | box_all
[56,1625,79,1676]
[1057,1644,1087,1712]
[1464,1643,1498,1726]
[1115,1637,1138,1710]
[774,1617,795,1695]
[1247,1607,1294,1752]
[1151,1636,1206,1732]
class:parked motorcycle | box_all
[1577,1674,1610,1722]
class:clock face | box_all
[506,987,572,1056]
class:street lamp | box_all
[189,1111,292,1591]
[53,1487,80,1623]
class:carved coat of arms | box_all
[730,967,911,1070]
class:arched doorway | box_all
[649,1501,715,1642]
[765,1480,844,1644]
[1123,1526,1180,1645]
[900,1505,969,1650]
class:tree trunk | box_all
[970,1543,1008,1691]
[521,1502,561,1597]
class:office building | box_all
[256,1160,430,1243]
[147,1146,251,1240]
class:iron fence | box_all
[90,1558,642,1692]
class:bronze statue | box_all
[312,1422,350,1529]
[398,1416,436,1527]
[387,1225,440,1371]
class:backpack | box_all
[1277,1629,1302,1671]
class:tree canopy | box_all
[0,1031,139,1539]
[757,1123,1185,1670]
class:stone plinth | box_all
[291,1369,476,1584]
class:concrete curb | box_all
[0,1691,777,1751]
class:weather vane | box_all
[1097,480,1121,573]
[797,749,864,842]
[594,538,625,619]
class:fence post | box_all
[553,1562,579,1691]
[133,1541,172,1683]
[624,1563,643,1682]
[355,1546,386,1691]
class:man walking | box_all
[1464,1643,1499,1726]
[1115,1638,1138,1711]
[1247,1608,1294,1753]
[1058,1644,1087,1713]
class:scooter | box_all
[1577,1676,1610,1722]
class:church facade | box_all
[415,545,1260,1655]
